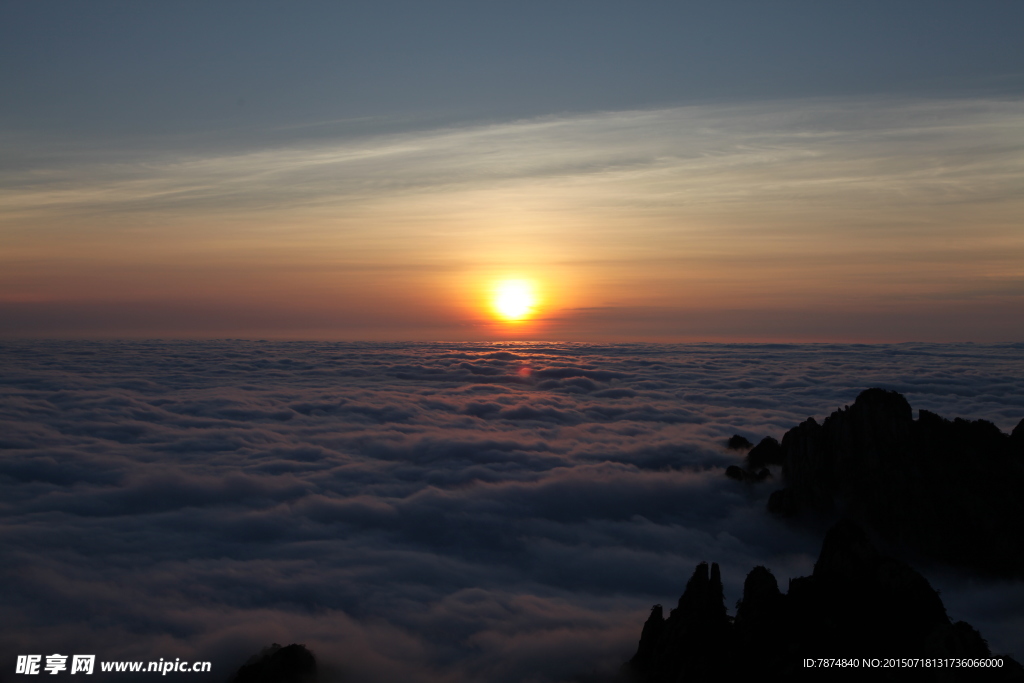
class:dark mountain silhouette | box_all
[628,560,731,681]
[726,434,753,450]
[724,463,770,483]
[746,435,784,468]
[728,388,1024,577]
[229,643,317,683]
[623,520,1024,682]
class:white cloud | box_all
[1,340,1022,680]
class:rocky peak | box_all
[741,389,1024,576]
[624,520,1023,682]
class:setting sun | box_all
[491,279,537,322]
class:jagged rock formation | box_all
[726,434,753,451]
[733,389,1024,576]
[747,436,784,469]
[1011,418,1024,454]
[629,561,731,681]
[723,435,781,482]
[229,643,317,683]
[624,521,1023,682]
[724,464,770,483]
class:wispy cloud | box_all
[4,97,1022,224]
[1,96,1022,340]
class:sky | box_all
[2,1,1023,341]
[2,340,1023,681]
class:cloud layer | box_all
[2,341,1022,680]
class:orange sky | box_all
[2,99,1023,341]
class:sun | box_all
[491,279,537,322]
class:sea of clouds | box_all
[2,341,1023,681]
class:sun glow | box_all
[491,279,537,322]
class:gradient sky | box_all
[2,1,1023,341]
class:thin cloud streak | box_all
[4,97,1023,221]
[1,97,1022,340]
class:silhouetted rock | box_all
[766,487,799,516]
[795,520,950,654]
[733,565,789,675]
[727,434,753,450]
[725,464,771,483]
[724,436,783,484]
[230,643,317,683]
[624,520,1024,682]
[629,605,665,674]
[1010,417,1024,459]
[746,435,784,468]
[724,464,770,485]
[628,562,731,682]
[753,389,1024,577]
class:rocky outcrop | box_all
[624,521,1023,682]
[726,434,753,450]
[725,436,782,482]
[724,464,770,483]
[1010,418,1024,456]
[747,436,784,468]
[735,389,1024,576]
[229,643,317,683]
[627,562,730,682]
